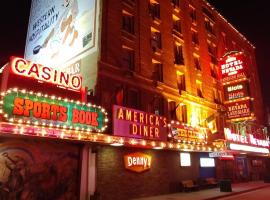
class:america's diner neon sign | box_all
[10,57,82,91]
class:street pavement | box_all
[133,181,270,200]
[219,187,270,200]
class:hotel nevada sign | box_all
[113,105,167,141]
[224,128,270,148]
[10,57,82,91]
[219,51,247,83]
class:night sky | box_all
[1,0,270,106]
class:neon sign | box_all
[113,105,167,141]
[219,52,246,82]
[124,152,152,172]
[168,122,207,143]
[225,100,251,119]
[1,89,107,132]
[10,57,82,91]
[224,81,249,101]
[224,128,270,148]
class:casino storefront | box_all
[0,57,224,200]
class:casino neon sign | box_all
[1,88,108,132]
[10,57,82,91]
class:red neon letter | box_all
[23,99,33,117]
[13,98,24,115]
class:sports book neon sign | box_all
[2,89,107,131]
[10,57,82,91]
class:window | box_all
[218,90,223,103]
[149,1,160,20]
[127,89,140,109]
[122,47,135,70]
[172,15,182,34]
[168,101,177,120]
[208,43,218,64]
[123,0,135,7]
[210,63,218,78]
[200,158,215,167]
[176,71,186,92]
[174,44,184,65]
[221,32,227,49]
[191,30,199,46]
[194,55,201,70]
[180,153,191,167]
[171,0,180,8]
[189,6,196,24]
[152,61,163,82]
[151,28,162,51]
[179,104,187,123]
[149,96,164,115]
[122,11,134,34]
[212,88,218,103]
[205,18,215,35]
[196,80,203,98]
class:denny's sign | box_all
[124,152,152,173]
[1,89,107,131]
[10,57,82,91]
[113,105,167,141]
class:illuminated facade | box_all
[96,0,264,139]
[0,0,267,200]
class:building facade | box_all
[0,0,268,200]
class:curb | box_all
[204,185,270,200]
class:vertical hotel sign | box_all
[219,52,246,83]
[113,105,167,141]
[24,0,101,90]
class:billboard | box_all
[225,99,251,119]
[223,81,249,101]
[113,105,168,141]
[25,0,101,90]
[219,52,246,83]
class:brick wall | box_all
[96,145,200,200]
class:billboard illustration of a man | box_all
[32,0,79,59]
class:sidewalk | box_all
[133,181,270,200]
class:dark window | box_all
[181,104,187,123]
[122,12,134,34]
[149,2,160,20]
[205,19,215,35]
[174,44,184,65]
[153,62,163,82]
[192,31,199,45]
[151,30,162,51]
[171,0,180,8]
[177,72,186,92]
[123,0,135,7]
[122,48,135,70]
[190,7,196,24]
[196,81,203,98]
[127,89,140,109]
[168,101,177,120]
[194,56,201,70]
[210,64,218,78]
[173,17,182,34]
